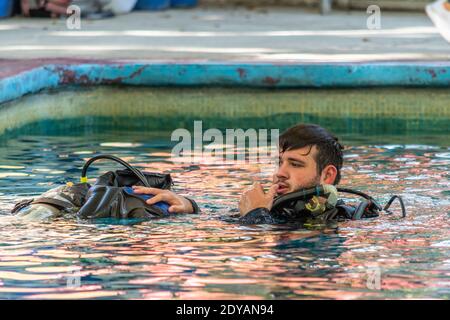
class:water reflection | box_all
[0,132,448,299]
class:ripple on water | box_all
[0,133,449,299]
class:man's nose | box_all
[276,162,289,180]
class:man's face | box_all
[273,145,322,195]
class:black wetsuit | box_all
[238,200,378,225]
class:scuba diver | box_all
[238,123,406,225]
[11,123,404,224]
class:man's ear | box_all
[321,165,338,185]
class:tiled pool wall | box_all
[1,86,450,137]
[0,61,449,136]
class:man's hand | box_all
[132,186,194,214]
[239,182,278,216]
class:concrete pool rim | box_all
[1,60,450,105]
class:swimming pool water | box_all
[0,126,448,300]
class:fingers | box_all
[246,182,269,196]
[240,181,272,216]
[252,182,263,192]
[265,184,278,211]
[145,193,166,205]
[244,182,261,194]
[168,205,185,213]
[267,183,279,198]
[132,186,164,195]
[131,186,193,214]
[133,186,168,205]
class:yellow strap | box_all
[305,196,326,214]
[80,176,88,183]
[305,196,320,211]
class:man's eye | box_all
[291,162,303,167]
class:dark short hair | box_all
[279,124,344,185]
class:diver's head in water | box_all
[274,124,344,195]
[239,123,344,216]
[239,123,406,221]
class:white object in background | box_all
[104,0,138,14]
[426,0,450,43]
[320,0,332,15]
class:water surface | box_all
[0,127,448,300]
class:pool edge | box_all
[1,60,450,104]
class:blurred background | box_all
[0,0,448,61]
